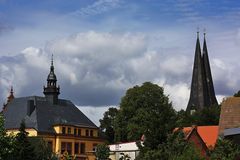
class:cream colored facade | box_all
[109,142,139,160]
[7,125,104,160]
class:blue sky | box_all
[1,0,240,125]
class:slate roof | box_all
[224,127,240,137]
[3,96,98,134]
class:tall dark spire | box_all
[202,33,218,107]
[187,32,205,111]
[187,32,218,111]
[43,55,60,104]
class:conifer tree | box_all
[14,120,36,160]
[0,114,15,160]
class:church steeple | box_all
[187,32,205,111]
[202,32,218,107]
[43,55,60,104]
[187,31,218,112]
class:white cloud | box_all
[47,31,146,59]
[77,105,118,126]
[160,56,190,76]
[165,83,190,111]
[70,0,122,17]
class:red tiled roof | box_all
[181,127,194,138]
[197,126,219,149]
[177,126,219,149]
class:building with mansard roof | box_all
[2,56,104,160]
[187,32,218,112]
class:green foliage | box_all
[176,105,220,127]
[114,82,177,148]
[14,120,37,160]
[29,137,56,160]
[0,114,16,160]
[0,115,59,160]
[136,131,204,160]
[210,138,240,160]
[95,143,110,160]
[99,107,119,143]
[62,152,76,160]
[99,82,224,160]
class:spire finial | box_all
[10,86,13,94]
[51,54,53,66]
[197,27,200,37]
[7,86,14,103]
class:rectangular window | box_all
[90,130,93,137]
[48,141,53,151]
[74,128,77,136]
[78,129,81,136]
[68,127,71,134]
[85,130,89,136]
[80,143,85,154]
[61,142,72,155]
[74,142,79,154]
[61,142,66,154]
[67,142,72,154]
[62,127,66,134]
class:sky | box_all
[1,0,240,126]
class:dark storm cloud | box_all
[214,80,236,96]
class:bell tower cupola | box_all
[43,55,60,104]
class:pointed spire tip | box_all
[51,54,54,66]
[203,28,206,38]
[197,27,200,38]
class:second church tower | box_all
[187,32,218,111]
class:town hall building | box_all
[2,56,104,160]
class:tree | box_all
[0,114,16,160]
[114,82,177,150]
[176,105,220,127]
[194,105,220,125]
[99,107,119,143]
[95,143,110,160]
[210,138,240,160]
[234,90,240,97]
[29,137,57,160]
[14,120,37,160]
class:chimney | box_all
[27,100,35,116]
